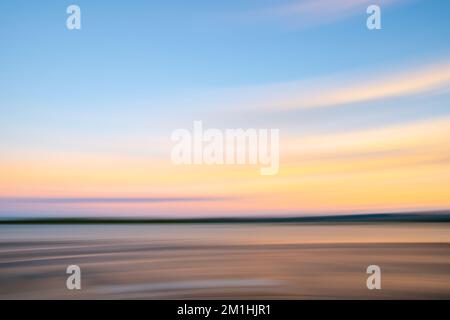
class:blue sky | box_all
[1,0,449,118]
[1,0,450,217]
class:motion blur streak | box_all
[1,223,449,299]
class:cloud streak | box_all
[213,60,450,112]
[246,0,402,27]
[0,196,234,204]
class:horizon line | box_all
[2,210,450,224]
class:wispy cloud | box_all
[210,60,450,112]
[0,196,234,204]
[282,116,450,163]
[245,0,402,27]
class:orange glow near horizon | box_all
[1,116,450,216]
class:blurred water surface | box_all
[0,223,449,299]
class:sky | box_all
[0,0,450,217]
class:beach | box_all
[1,223,449,299]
